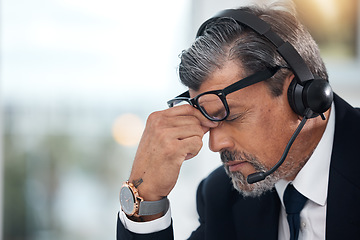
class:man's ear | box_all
[281,72,302,120]
[283,73,295,92]
[282,72,295,103]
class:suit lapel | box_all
[326,95,360,239]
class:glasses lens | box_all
[197,94,227,121]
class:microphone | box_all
[247,109,318,184]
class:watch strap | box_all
[138,197,169,216]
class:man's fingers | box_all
[127,105,218,200]
[180,135,204,160]
[171,125,207,140]
[166,105,218,129]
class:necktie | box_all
[283,184,308,240]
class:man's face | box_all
[190,60,312,197]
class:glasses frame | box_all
[167,66,281,121]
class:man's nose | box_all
[208,124,235,153]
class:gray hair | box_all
[178,3,328,97]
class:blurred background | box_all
[0,0,359,239]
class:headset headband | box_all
[196,9,315,85]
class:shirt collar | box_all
[275,103,335,207]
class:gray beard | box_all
[221,150,284,198]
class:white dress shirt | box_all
[119,203,172,234]
[276,104,335,240]
[120,105,335,238]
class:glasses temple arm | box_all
[223,67,280,95]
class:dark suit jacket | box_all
[117,94,360,239]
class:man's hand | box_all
[128,105,218,214]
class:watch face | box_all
[120,186,135,215]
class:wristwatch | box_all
[120,181,169,217]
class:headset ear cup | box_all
[303,79,333,114]
[287,77,306,116]
[288,77,334,117]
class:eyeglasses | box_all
[167,66,281,121]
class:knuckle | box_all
[178,104,194,114]
[183,104,194,112]
[147,111,161,122]
[147,111,164,127]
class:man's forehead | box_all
[189,60,246,98]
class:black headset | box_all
[196,9,333,119]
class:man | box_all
[117,2,360,240]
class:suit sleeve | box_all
[187,180,206,240]
[116,214,174,240]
